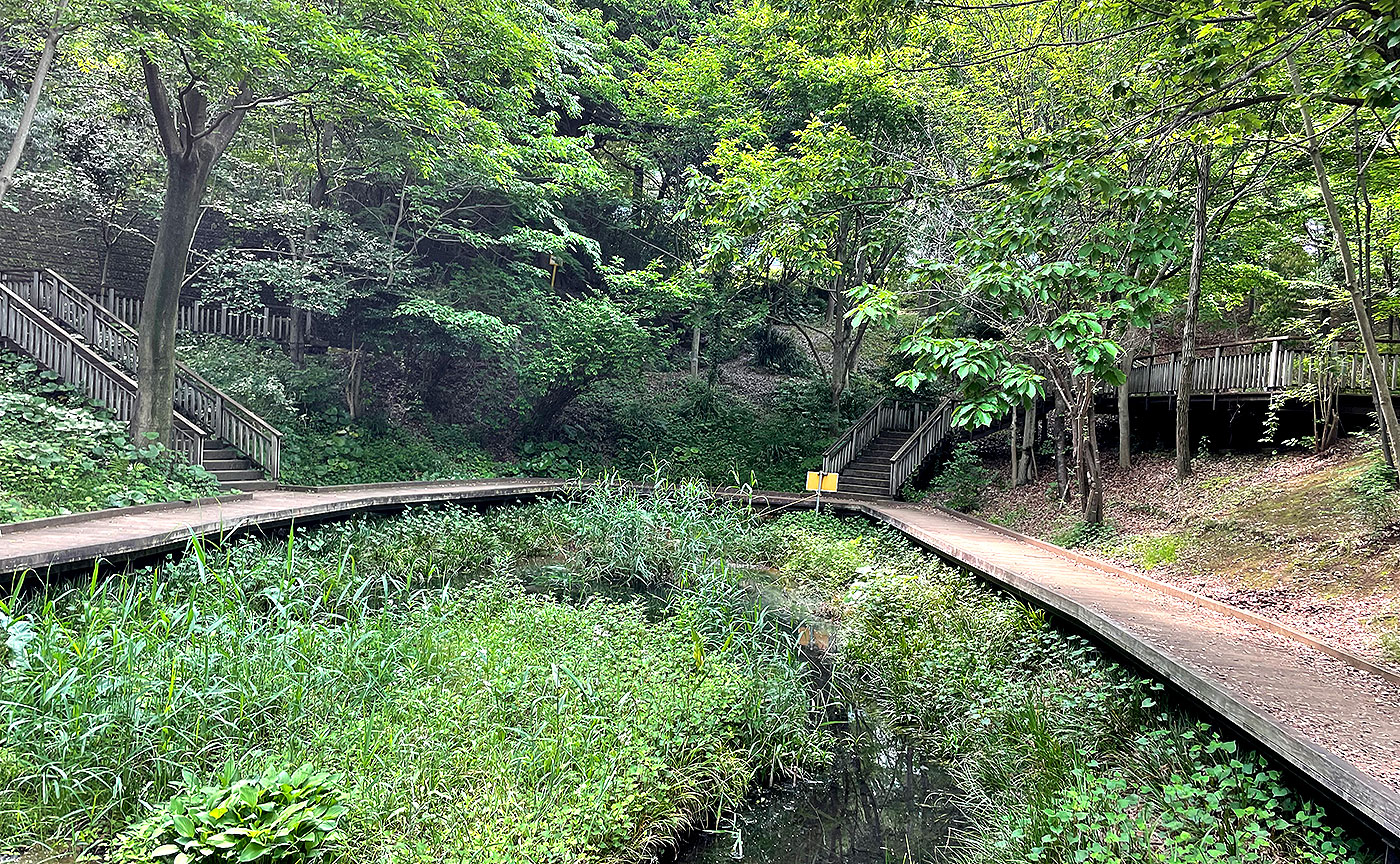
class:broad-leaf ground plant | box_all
[0,351,218,521]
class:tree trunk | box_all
[1017,400,1037,484]
[133,60,251,446]
[289,308,307,366]
[1117,351,1132,469]
[1176,145,1210,480]
[290,118,335,367]
[1083,399,1104,523]
[0,0,67,206]
[1010,405,1021,486]
[1290,56,1400,481]
[133,156,212,444]
[1072,407,1088,504]
[689,317,701,378]
[828,285,865,410]
[1053,392,1068,499]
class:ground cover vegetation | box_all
[966,436,1400,666]
[0,350,217,521]
[0,484,1374,862]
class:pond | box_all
[669,712,963,863]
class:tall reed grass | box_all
[0,480,824,862]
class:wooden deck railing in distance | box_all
[1129,338,1294,396]
[101,289,295,342]
[1,270,281,479]
[0,278,207,466]
[1128,336,1400,398]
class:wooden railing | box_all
[1128,338,1292,395]
[1,270,281,479]
[100,288,296,342]
[0,279,207,466]
[822,398,941,475]
[1127,337,1400,397]
[888,398,955,497]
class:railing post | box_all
[1212,346,1222,392]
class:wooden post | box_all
[1267,339,1280,389]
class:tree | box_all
[1117,0,1400,477]
[896,128,1186,523]
[0,0,69,205]
[104,0,458,445]
[1176,146,1209,480]
[695,120,913,409]
[517,293,652,435]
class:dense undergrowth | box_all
[0,351,219,522]
[792,514,1368,864]
[177,335,848,491]
[0,482,1370,863]
[177,337,505,486]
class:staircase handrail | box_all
[0,278,208,466]
[822,396,887,474]
[9,270,281,479]
[888,398,954,497]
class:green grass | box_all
[0,351,219,521]
[0,482,823,863]
[1114,533,1187,570]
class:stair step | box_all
[212,469,265,482]
[841,469,890,481]
[203,458,251,471]
[203,446,239,459]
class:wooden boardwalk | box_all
[855,501,1400,844]
[0,479,568,575]
[0,481,1397,845]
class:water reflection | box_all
[671,711,962,863]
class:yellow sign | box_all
[806,471,839,492]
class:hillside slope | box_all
[0,351,219,522]
[967,440,1400,666]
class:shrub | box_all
[121,764,346,864]
[751,327,811,374]
[930,441,992,511]
[178,336,503,486]
[1352,451,1399,532]
[1051,519,1119,549]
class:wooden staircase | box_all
[0,269,281,490]
[834,431,909,497]
[822,398,954,498]
[198,444,276,491]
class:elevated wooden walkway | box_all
[0,482,1396,847]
